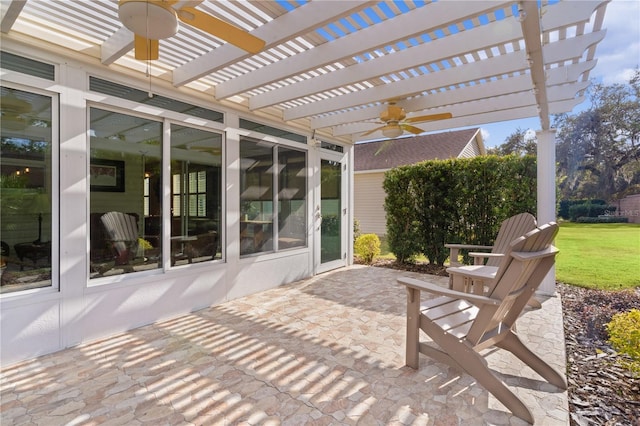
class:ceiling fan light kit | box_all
[119,0,179,40]
[382,126,403,138]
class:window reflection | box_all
[278,148,307,249]
[170,125,222,266]
[89,108,162,278]
[240,139,274,255]
[239,138,308,256]
[0,87,53,293]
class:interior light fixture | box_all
[382,126,403,138]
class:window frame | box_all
[0,82,60,296]
[239,137,308,257]
[86,102,227,285]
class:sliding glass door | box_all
[316,152,347,273]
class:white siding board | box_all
[354,172,387,236]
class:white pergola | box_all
[1,0,608,140]
[1,0,610,293]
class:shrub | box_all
[559,199,606,219]
[568,202,616,221]
[354,234,381,264]
[383,155,536,266]
[383,167,422,263]
[607,309,640,375]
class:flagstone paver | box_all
[1,265,568,425]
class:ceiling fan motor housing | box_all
[380,104,406,122]
[119,0,179,40]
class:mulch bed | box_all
[362,259,640,425]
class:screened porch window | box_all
[240,138,307,256]
[0,86,54,293]
[89,108,162,278]
[169,124,222,266]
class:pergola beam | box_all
[0,0,26,33]
[250,18,522,111]
[173,1,378,87]
[101,26,135,65]
[218,0,511,100]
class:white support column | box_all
[536,129,557,295]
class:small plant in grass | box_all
[606,309,640,376]
[354,234,381,264]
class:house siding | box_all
[459,140,482,157]
[354,172,387,236]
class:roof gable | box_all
[355,128,482,171]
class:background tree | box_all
[491,69,640,201]
[487,127,537,156]
[554,69,640,200]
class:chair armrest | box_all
[469,252,504,259]
[446,244,495,266]
[446,265,497,280]
[511,246,558,261]
[397,276,500,306]
[445,243,494,251]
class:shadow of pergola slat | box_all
[1,266,567,424]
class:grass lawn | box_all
[375,222,640,290]
[554,222,640,290]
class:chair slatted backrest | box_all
[486,213,537,267]
[101,212,138,255]
[465,223,559,345]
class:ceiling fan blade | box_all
[404,112,453,124]
[177,7,266,54]
[134,35,159,60]
[361,125,386,137]
[188,145,222,153]
[374,140,394,156]
[401,124,425,135]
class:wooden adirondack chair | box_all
[398,222,565,424]
[445,213,538,298]
[100,211,139,268]
[446,212,537,267]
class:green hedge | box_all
[558,199,606,219]
[568,203,617,221]
[383,155,537,266]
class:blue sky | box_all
[478,0,640,148]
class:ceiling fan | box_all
[361,101,452,138]
[118,0,266,60]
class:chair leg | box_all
[405,287,420,369]
[420,322,535,424]
[497,330,568,389]
[447,340,535,423]
[526,296,542,309]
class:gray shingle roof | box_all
[354,128,481,171]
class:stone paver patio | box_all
[0,265,568,425]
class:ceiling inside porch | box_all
[0,0,609,144]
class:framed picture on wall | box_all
[90,158,125,192]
